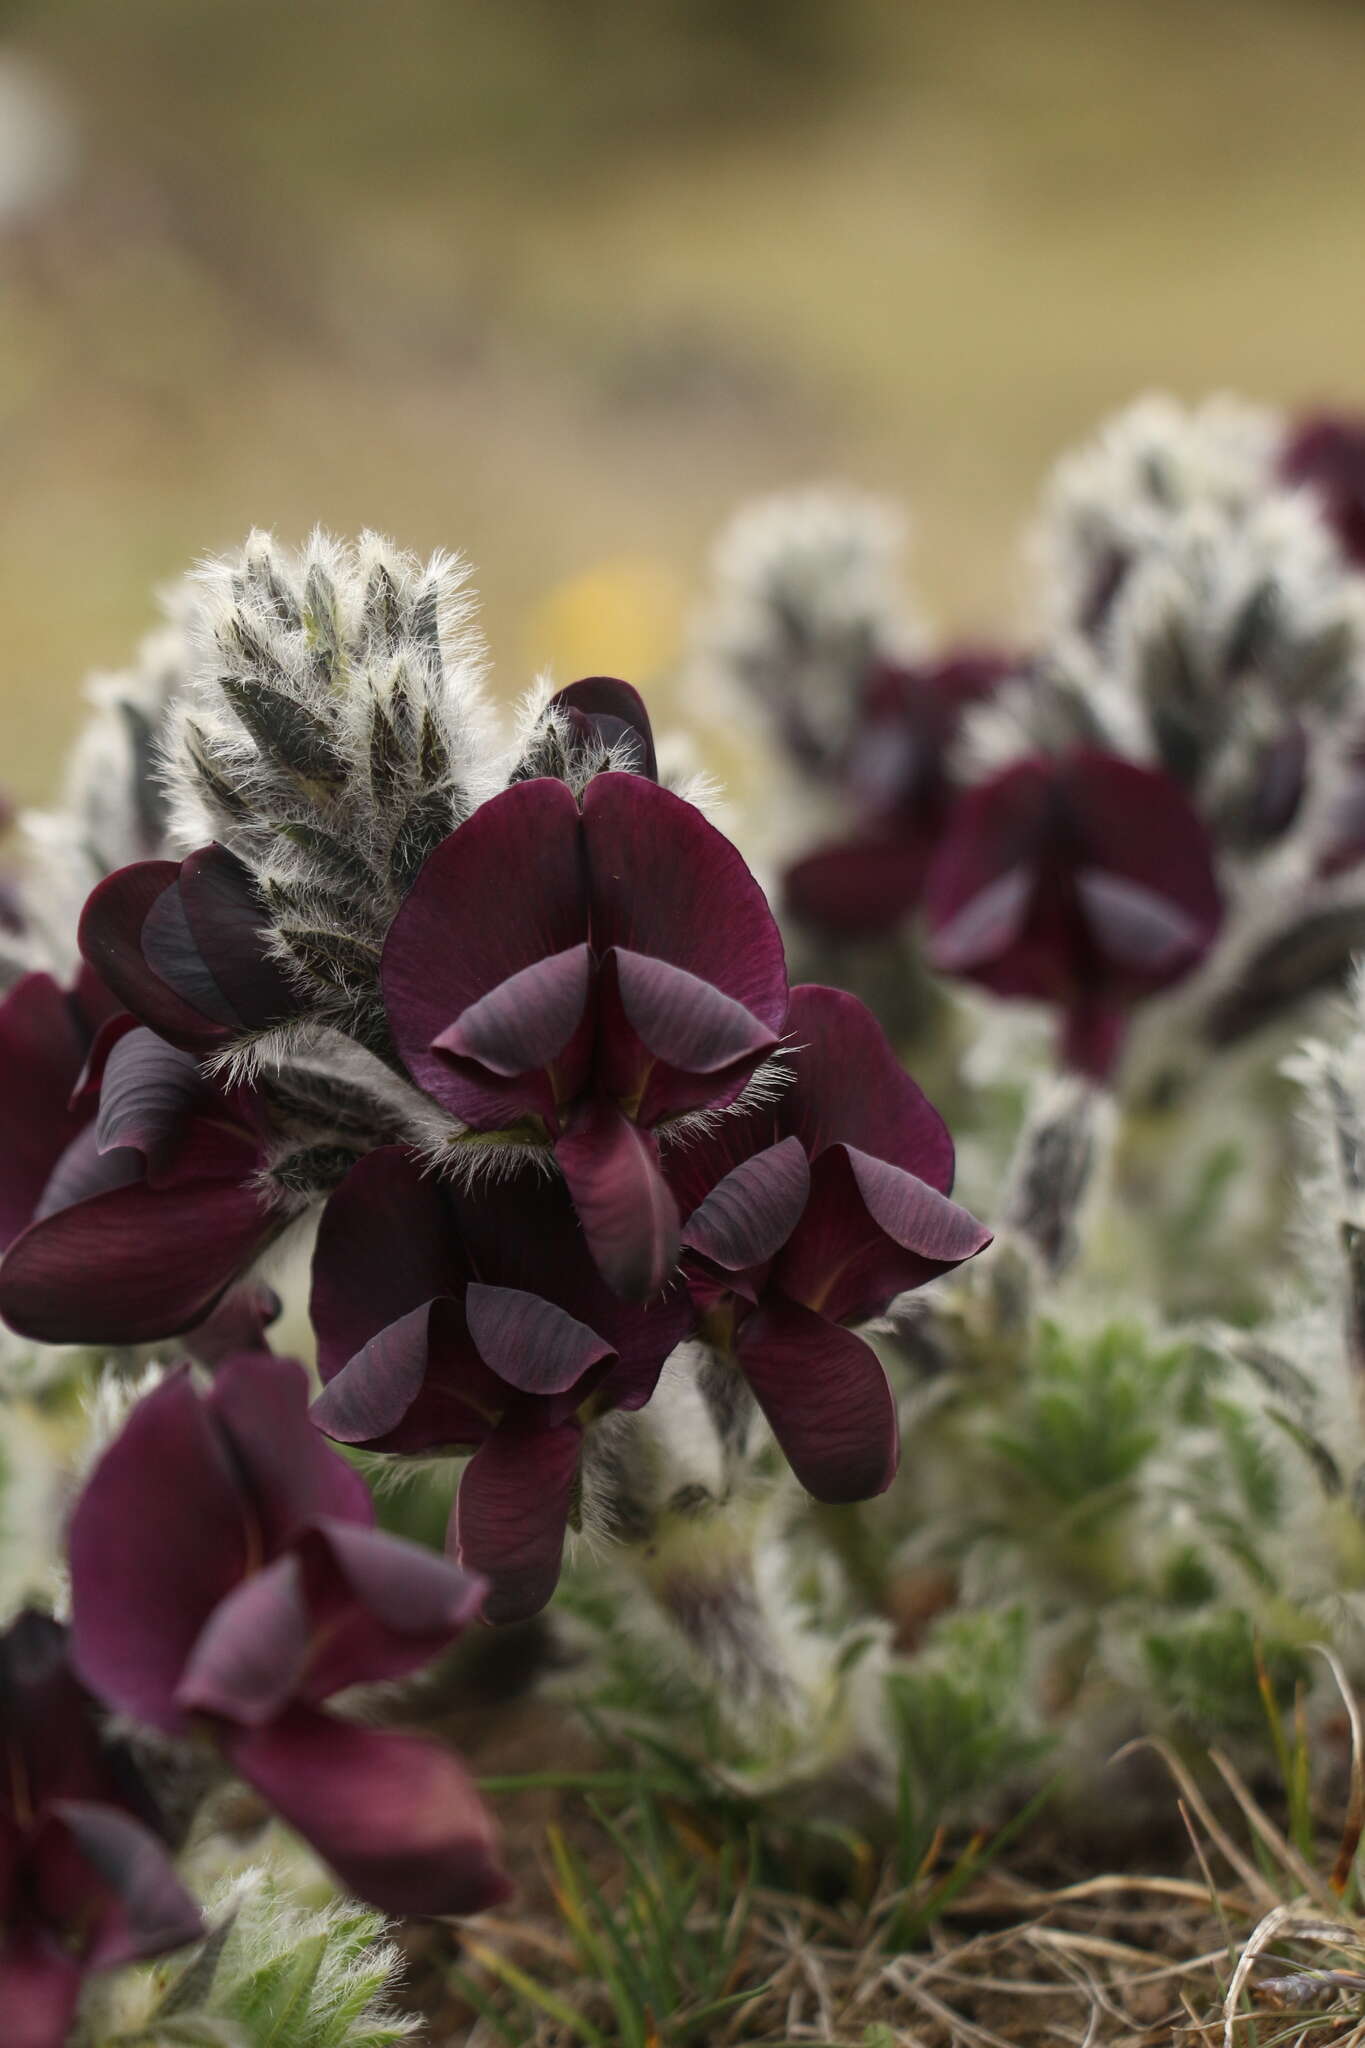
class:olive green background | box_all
[3,0,1363,798]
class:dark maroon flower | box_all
[921,749,1223,1079]
[546,677,658,779]
[1280,413,1365,567]
[381,772,789,1300]
[69,1352,509,1918]
[0,1609,202,2048]
[311,1154,692,1622]
[665,985,990,1502]
[784,652,1015,939]
[0,1018,279,1347]
[0,967,121,1254]
[79,842,300,1058]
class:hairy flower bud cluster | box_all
[694,403,1365,1082]
[164,530,498,1055]
[0,539,990,1653]
[1032,393,1283,643]
[13,599,194,987]
[698,486,920,780]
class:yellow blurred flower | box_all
[524,556,685,693]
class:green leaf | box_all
[150,1914,238,2018]
[224,1934,328,2046]
[117,2020,248,2048]
[463,1940,610,2048]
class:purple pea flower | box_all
[666,985,991,1502]
[0,1610,202,2048]
[922,748,1223,1079]
[79,841,301,1057]
[542,676,659,778]
[785,652,1015,939]
[68,1351,509,1918]
[381,770,790,1300]
[310,1156,693,1622]
[0,966,122,1253]
[0,1013,279,1348]
[1280,412,1365,568]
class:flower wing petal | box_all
[464,1281,615,1397]
[50,1802,203,1969]
[175,1555,311,1727]
[0,1173,274,1347]
[228,1707,509,1918]
[431,943,592,1077]
[680,1135,811,1270]
[780,985,956,1189]
[736,1299,899,1502]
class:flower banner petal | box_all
[69,1371,251,1732]
[0,1929,83,2048]
[209,1350,373,1546]
[582,774,788,1033]
[311,1147,465,1382]
[784,833,930,938]
[383,776,587,1114]
[780,985,956,1188]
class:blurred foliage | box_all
[886,1607,1052,1844]
[90,1874,418,2048]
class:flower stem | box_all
[625,1502,812,1737]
